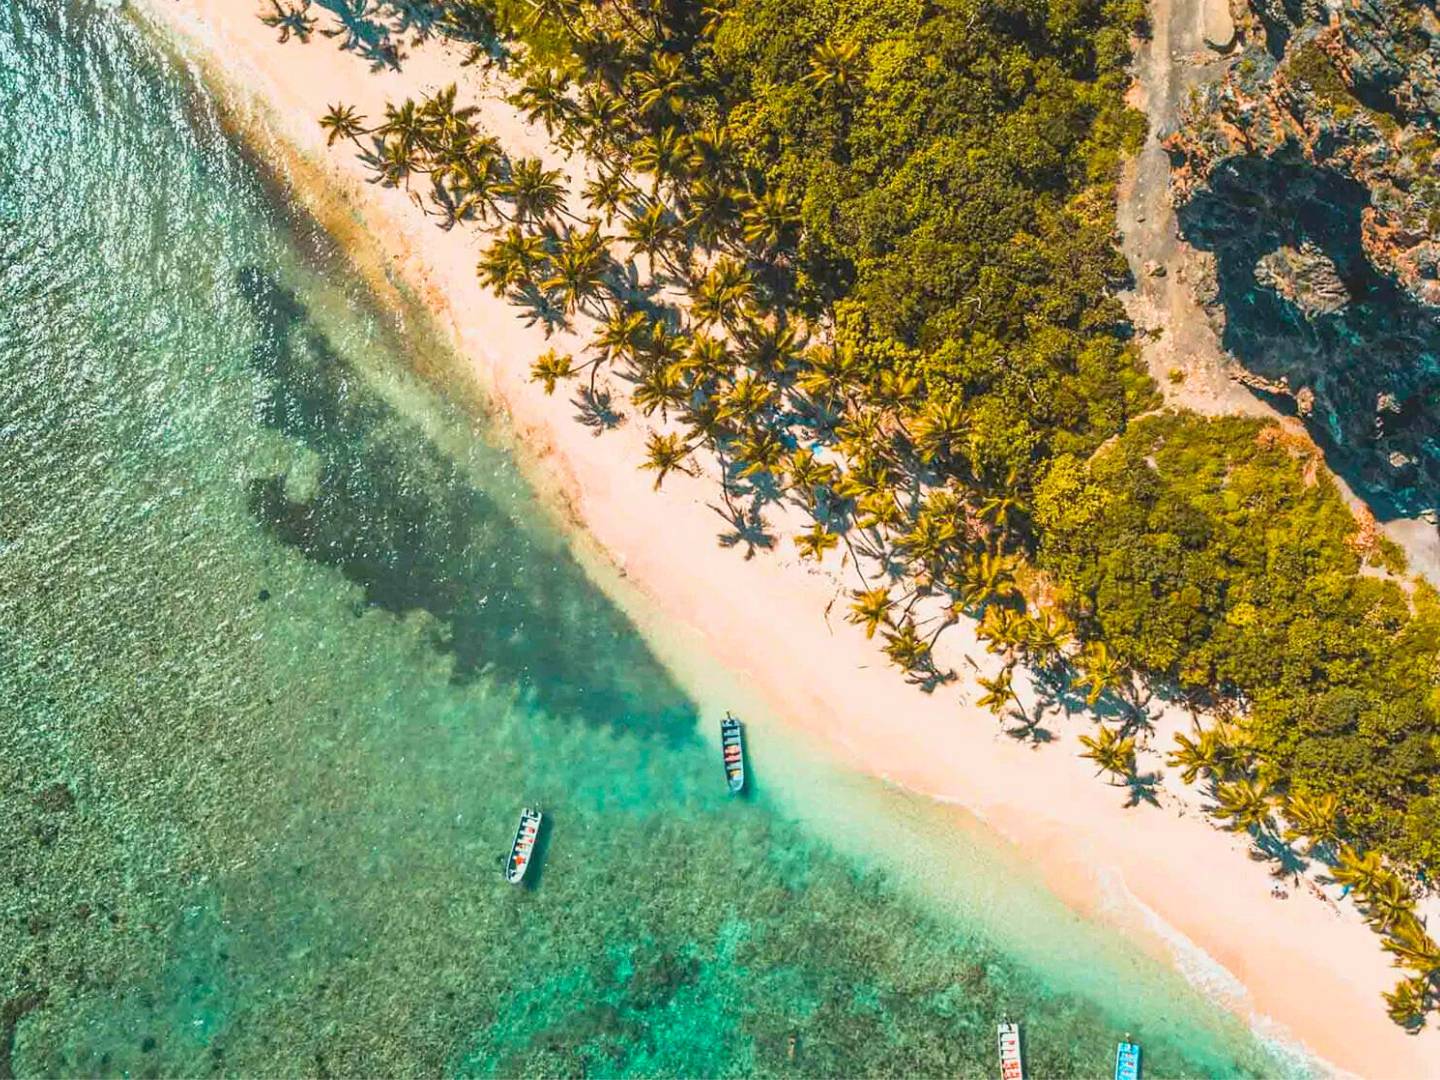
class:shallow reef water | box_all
[0,1,1296,1075]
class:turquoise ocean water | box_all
[0,2,1302,1075]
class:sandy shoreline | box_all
[130,0,1439,1072]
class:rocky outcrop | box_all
[1253,241,1351,316]
[1164,0,1440,514]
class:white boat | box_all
[1115,1038,1141,1080]
[721,713,745,794]
[504,807,542,885]
[998,1020,1024,1080]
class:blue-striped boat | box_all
[1115,1038,1141,1080]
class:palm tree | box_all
[575,85,629,155]
[502,158,568,226]
[529,348,577,395]
[717,375,776,426]
[640,320,688,374]
[510,69,575,140]
[1167,726,1223,786]
[633,127,691,195]
[794,523,840,562]
[631,362,687,420]
[375,137,421,188]
[855,487,905,532]
[976,668,1014,716]
[1382,917,1440,978]
[882,618,931,674]
[623,203,683,277]
[447,156,507,227]
[682,334,734,384]
[1382,975,1430,1030]
[796,342,861,404]
[320,103,367,147]
[582,168,629,225]
[803,40,865,93]
[572,25,634,94]
[736,320,804,377]
[1364,873,1417,933]
[539,224,612,317]
[733,428,786,481]
[699,0,730,38]
[591,309,652,368]
[378,98,426,156]
[898,511,958,572]
[477,227,551,296]
[690,258,755,329]
[640,431,694,489]
[632,52,689,117]
[417,84,479,149]
[1210,719,1259,777]
[911,399,966,463]
[683,177,741,250]
[977,605,1026,659]
[741,185,800,252]
[955,549,1018,613]
[1023,608,1073,662]
[847,587,893,640]
[783,448,835,508]
[1281,791,1342,854]
[979,470,1030,539]
[1074,640,1125,707]
[1209,777,1275,835]
[1079,724,1136,784]
[687,123,738,184]
[1331,845,1388,896]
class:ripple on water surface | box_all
[0,1,1295,1075]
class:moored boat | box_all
[720,713,745,794]
[998,1020,1024,1080]
[504,807,543,885]
[1115,1038,1141,1080]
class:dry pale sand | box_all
[132,1,1440,1072]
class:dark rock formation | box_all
[1164,0,1440,515]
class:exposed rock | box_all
[1165,0,1440,514]
[1253,242,1351,315]
[1203,0,1238,52]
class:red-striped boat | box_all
[998,1021,1024,1080]
[504,807,542,885]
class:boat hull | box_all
[1115,1042,1141,1080]
[998,1021,1024,1080]
[720,715,745,794]
[505,807,543,885]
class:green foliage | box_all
[1038,412,1440,864]
[710,0,1151,477]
